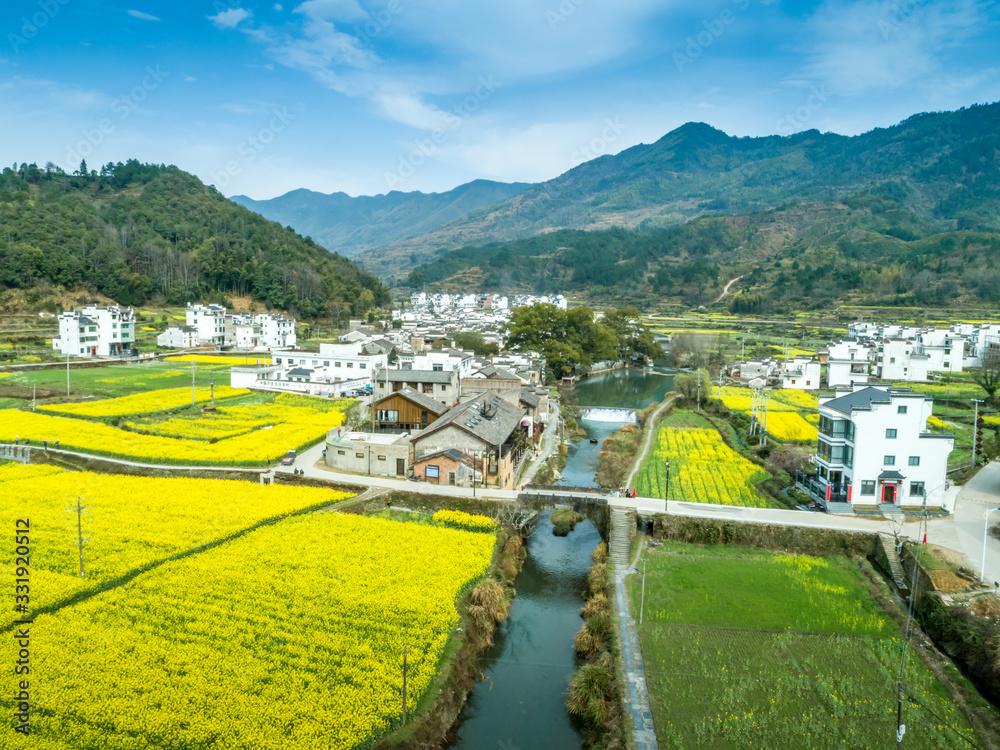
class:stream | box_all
[445,368,672,749]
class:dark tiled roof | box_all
[417,394,526,448]
[477,366,520,380]
[381,369,455,383]
[822,386,912,415]
[374,387,448,415]
[519,389,540,408]
[878,470,905,481]
[287,367,313,376]
[415,448,478,467]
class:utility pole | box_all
[32,384,36,412]
[68,498,90,578]
[191,355,196,406]
[696,368,701,410]
[402,645,408,725]
[718,368,724,400]
[972,399,983,469]
[66,352,70,396]
[640,557,647,625]
[209,378,215,408]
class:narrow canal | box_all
[446,368,672,749]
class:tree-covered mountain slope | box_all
[232,178,532,257]
[360,102,1000,279]
[0,160,389,317]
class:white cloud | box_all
[185,76,197,82]
[209,8,253,29]
[127,9,161,22]
[294,0,368,23]
[802,0,985,96]
[274,4,284,10]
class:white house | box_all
[156,326,199,349]
[255,312,296,349]
[52,305,135,357]
[916,329,965,374]
[824,340,873,388]
[800,384,954,512]
[185,303,227,346]
[877,339,931,382]
[779,357,821,390]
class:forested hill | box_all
[232,179,533,257]
[359,101,1000,277]
[0,160,390,317]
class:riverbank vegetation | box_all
[567,542,629,750]
[629,541,985,749]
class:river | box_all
[445,368,672,749]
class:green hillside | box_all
[405,195,1000,313]
[361,102,1000,279]
[232,179,532,257]
[0,160,389,318]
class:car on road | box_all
[281,450,297,466]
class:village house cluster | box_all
[52,305,136,357]
[157,303,297,351]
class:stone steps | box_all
[610,507,636,570]
[879,533,909,591]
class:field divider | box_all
[0,494,352,635]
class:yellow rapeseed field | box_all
[636,427,770,507]
[21,512,494,750]
[39,385,248,418]
[0,401,344,465]
[0,463,354,628]
[163,354,272,365]
[433,509,497,532]
[717,386,819,442]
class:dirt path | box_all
[624,395,678,491]
[713,275,744,304]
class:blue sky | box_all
[2,0,998,199]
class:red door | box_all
[882,484,896,504]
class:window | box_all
[347,363,354,368]
[335,362,341,367]
[356,452,365,459]
[423,384,433,394]
[910,482,925,496]
[377,455,386,461]
[885,429,897,439]
[360,363,366,369]
[908,456,920,466]
[432,363,443,372]
[376,410,399,422]
[890,356,896,364]
[440,385,447,391]
[324,361,330,367]
[897,405,907,414]
[884,455,895,465]
[337,450,345,456]
[861,481,876,495]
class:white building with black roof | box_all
[798,383,955,513]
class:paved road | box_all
[16,439,1000,576]
[713,275,744,305]
[930,461,1000,584]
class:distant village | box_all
[50,301,1000,513]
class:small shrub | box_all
[588,562,609,596]
[591,541,608,564]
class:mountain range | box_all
[231,179,531,258]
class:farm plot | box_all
[635,426,771,507]
[6,512,494,750]
[717,386,818,442]
[38,385,248,418]
[0,393,352,466]
[0,463,354,628]
[630,546,980,749]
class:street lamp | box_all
[664,459,670,514]
[982,507,1000,583]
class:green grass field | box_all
[629,544,982,749]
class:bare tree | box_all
[972,349,1000,403]
[492,503,539,537]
